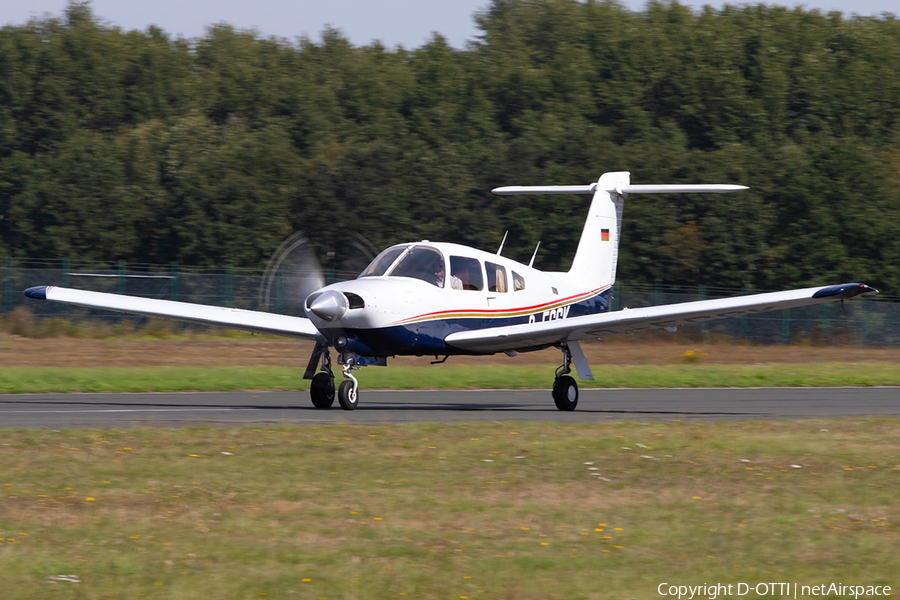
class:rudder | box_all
[566,171,629,290]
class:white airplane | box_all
[24,171,877,411]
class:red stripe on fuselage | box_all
[391,285,609,325]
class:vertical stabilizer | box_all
[566,171,629,290]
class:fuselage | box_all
[305,241,611,356]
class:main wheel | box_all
[310,372,335,409]
[552,375,578,411]
[338,380,359,411]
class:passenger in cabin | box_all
[451,266,470,290]
[449,256,484,290]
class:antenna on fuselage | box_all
[496,230,508,256]
[528,241,541,268]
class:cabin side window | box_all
[485,261,508,293]
[512,271,526,291]
[448,256,484,291]
[389,247,445,287]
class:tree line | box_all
[1,1,899,293]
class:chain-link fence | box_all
[610,282,894,346]
[1,257,896,345]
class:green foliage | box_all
[1,1,899,291]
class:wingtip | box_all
[23,286,48,300]
[812,283,878,300]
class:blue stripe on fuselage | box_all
[324,289,610,356]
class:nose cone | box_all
[308,290,348,322]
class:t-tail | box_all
[492,172,748,290]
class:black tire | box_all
[552,375,578,411]
[310,372,335,409]
[338,379,359,411]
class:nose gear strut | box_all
[337,352,360,411]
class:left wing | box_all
[444,283,877,353]
[24,286,320,339]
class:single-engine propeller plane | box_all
[24,171,877,411]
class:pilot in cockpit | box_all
[433,259,463,289]
[431,260,445,287]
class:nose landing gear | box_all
[552,344,579,411]
[337,353,360,411]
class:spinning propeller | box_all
[258,231,378,317]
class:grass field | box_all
[3,335,900,393]
[1,420,897,599]
[2,362,900,393]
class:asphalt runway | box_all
[0,387,898,428]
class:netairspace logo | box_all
[658,583,892,600]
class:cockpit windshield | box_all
[359,245,409,278]
[388,246,445,287]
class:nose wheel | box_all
[552,344,578,411]
[338,379,359,410]
[337,352,360,411]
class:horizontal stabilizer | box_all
[617,184,748,194]
[492,185,597,195]
[492,183,748,195]
[23,286,320,339]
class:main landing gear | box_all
[552,344,578,411]
[309,349,335,409]
[308,347,359,411]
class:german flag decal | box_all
[601,228,610,241]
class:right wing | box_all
[445,283,877,354]
[24,286,320,339]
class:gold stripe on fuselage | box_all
[390,285,609,326]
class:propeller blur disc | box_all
[259,232,325,316]
[259,232,378,316]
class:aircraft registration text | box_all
[529,305,571,324]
